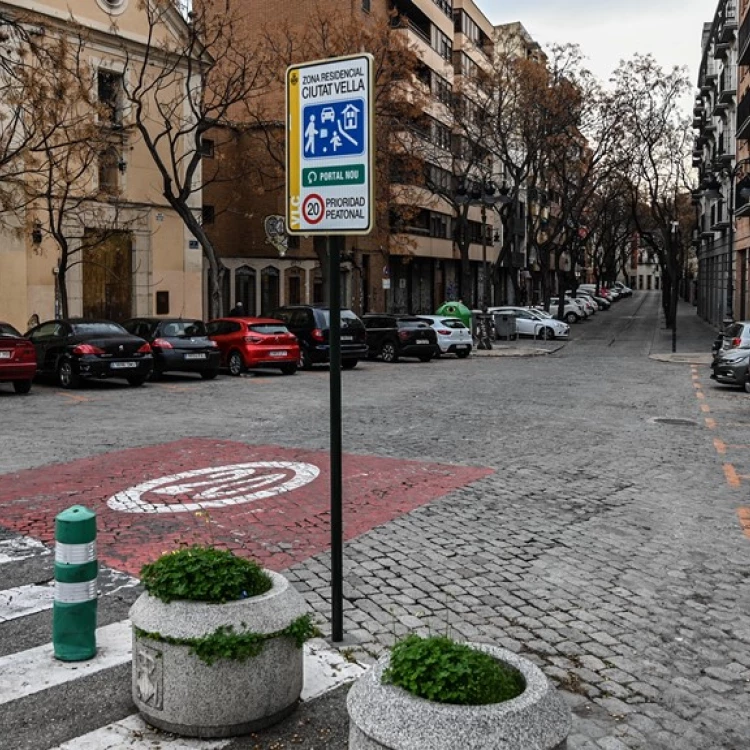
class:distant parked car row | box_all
[0,305,478,394]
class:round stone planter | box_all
[347,643,571,750]
[130,569,308,739]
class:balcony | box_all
[739,6,750,65]
[720,2,738,43]
[714,39,731,60]
[737,88,750,140]
[712,99,729,117]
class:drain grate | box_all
[650,417,698,426]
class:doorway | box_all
[82,230,132,321]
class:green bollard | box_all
[53,505,98,661]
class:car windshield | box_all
[71,322,126,335]
[250,324,289,335]
[160,320,206,337]
[0,323,21,337]
[398,318,430,328]
[319,310,362,327]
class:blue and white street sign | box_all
[287,54,374,235]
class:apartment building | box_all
[736,0,750,320]
[0,0,204,331]
[694,1,738,328]
[204,0,517,316]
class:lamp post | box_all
[704,158,750,328]
[455,179,511,311]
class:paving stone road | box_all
[0,291,748,749]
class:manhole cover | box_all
[649,417,698,426]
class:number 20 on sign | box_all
[286,54,374,236]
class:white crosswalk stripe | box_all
[0,531,366,750]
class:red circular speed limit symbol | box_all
[302,193,325,225]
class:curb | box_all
[649,353,713,365]
[471,343,565,358]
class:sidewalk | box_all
[648,296,717,364]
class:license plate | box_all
[111,361,137,369]
[341,336,353,341]
[456,345,468,349]
[0,351,10,359]
[184,353,206,360]
[269,350,288,357]
[416,339,429,345]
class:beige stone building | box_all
[0,0,204,332]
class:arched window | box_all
[235,266,256,315]
[261,266,280,314]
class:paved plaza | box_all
[0,292,748,749]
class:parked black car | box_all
[122,318,221,380]
[269,305,368,370]
[362,314,440,363]
[26,319,153,388]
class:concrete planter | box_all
[130,570,308,738]
[347,643,571,750]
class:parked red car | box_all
[0,322,37,394]
[206,317,299,376]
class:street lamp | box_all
[455,179,511,310]
[703,158,750,327]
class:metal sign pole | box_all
[329,235,344,643]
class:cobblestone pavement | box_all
[1,291,748,749]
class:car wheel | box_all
[127,374,148,387]
[200,370,219,380]
[380,341,398,363]
[456,350,470,359]
[280,363,297,375]
[541,327,555,340]
[12,380,32,394]
[745,369,750,394]
[57,359,80,389]
[228,350,244,376]
[299,348,313,371]
[342,359,358,370]
[565,312,579,324]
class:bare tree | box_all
[113,0,273,317]
[611,54,694,332]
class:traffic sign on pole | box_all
[286,54,374,235]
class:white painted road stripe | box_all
[0,580,54,622]
[0,574,139,623]
[50,714,232,750]
[301,637,367,701]
[0,537,50,564]
[0,620,132,705]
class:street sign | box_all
[286,54,374,235]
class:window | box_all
[199,138,215,158]
[431,119,452,151]
[430,212,450,238]
[362,0,371,11]
[155,291,169,315]
[98,70,124,126]
[433,29,452,61]
[235,266,256,314]
[98,147,119,193]
[432,0,452,16]
[432,72,452,106]
[202,205,215,225]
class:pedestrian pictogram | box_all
[286,54,374,235]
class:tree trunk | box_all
[58,267,69,319]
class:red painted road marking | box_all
[0,439,493,577]
[724,463,741,488]
[738,508,750,539]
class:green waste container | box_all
[435,301,472,330]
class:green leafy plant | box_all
[140,545,272,604]
[383,635,525,706]
[136,614,318,665]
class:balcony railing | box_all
[720,0,738,43]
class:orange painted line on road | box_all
[695,391,705,400]
[701,404,711,413]
[724,463,741,488]
[56,392,89,403]
[705,418,717,430]
[738,508,750,539]
[714,438,726,455]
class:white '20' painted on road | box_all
[106,462,320,514]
